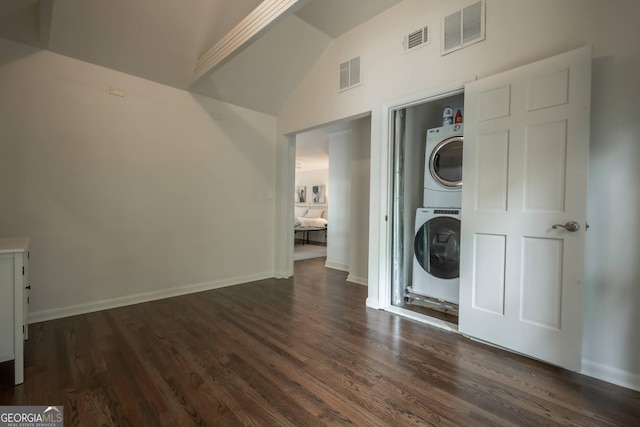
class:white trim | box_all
[324,261,349,272]
[275,134,297,279]
[581,359,640,392]
[376,77,476,314]
[28,272,273,324]
[327,129,353,139]
[366,298,379,309]
[384,305,459,333]
[346,275,367,286]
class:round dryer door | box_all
[429,136,463,188]
[414,216,461,279]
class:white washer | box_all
[424,124,464,208]
[410,207,461,305]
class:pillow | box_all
[294,207,308,217]
[304,209,324,218]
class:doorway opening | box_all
[294,130,329,261]
[287,114,371,285]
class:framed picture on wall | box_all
[295,186,306,203]
[312,185,325,204]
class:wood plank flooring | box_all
[1,257,639,426]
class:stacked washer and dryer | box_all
[410,123,463,309]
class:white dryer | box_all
[410,207,461,305]
[424,124,464,208]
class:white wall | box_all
[326,131,351,271]
[276,0,640,390]
[0,38,277,321]
[347,117,370,286]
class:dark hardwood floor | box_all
[1,257,639,426]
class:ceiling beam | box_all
[191,0,310,84]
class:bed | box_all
[294,205,328,244]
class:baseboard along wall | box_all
[28,272,274,324]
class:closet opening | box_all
[389,91,465,327]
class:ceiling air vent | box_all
[339,56,361,92]
[404,26,430,52]
[442,0,485,56]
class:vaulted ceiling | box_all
[0,0,402,115]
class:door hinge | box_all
[22,266,24,275]
[385,215,388,221]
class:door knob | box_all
[552,221,580,232]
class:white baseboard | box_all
[28,272,274,324]
[384,305,459,333]
[324,260,349,272]
[366,298,380,309]
[581,359,640,392]
[273,271,291,279]
[346,275,367,286]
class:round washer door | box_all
[429,136,463,188]
[414,216,461,279]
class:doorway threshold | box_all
[383,305,459,333]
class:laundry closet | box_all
[381,45,591,371]
[389,91,464,325]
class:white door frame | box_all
[276,133,297,278]
[374,77,475,317]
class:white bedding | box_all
[295,216,328,228]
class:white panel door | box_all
[459,46,591,371]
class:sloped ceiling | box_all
[296,0,402,38]
[0,0,402,115]
[189,14,332,116]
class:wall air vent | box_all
[442,0,485,56]
[404,26,430,52]
[339,56,361,92]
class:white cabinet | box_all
[0,237,29,385]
